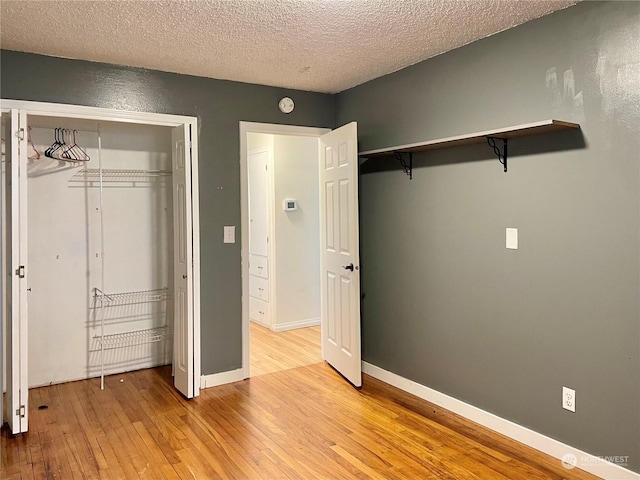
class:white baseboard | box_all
[200,368,245,389]
[363,362,638,480]
[272,317,320,332]
[250,318,271,328]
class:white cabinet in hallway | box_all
[248,147,272,328]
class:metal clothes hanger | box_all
[45,128,65,159]
[27,126,41,160]
[61,130,90,162]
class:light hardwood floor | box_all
[1,359,601,480]
[250,322,321,377]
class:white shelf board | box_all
[359,119,580,158]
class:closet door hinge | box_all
[15,265,25,278]
[16,405,26,418]
[16,128,25,141]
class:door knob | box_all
[343,263,354,271]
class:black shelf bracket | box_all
[394,151,413,179]
[486,136,508,173]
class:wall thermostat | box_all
[284,199,298,211]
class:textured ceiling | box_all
[0,0,578,94]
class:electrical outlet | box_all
[563,386,576,412]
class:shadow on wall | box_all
[359,128,586,175]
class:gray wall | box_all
[2,0,639,471]
[0,50,334,375]
[337,0,639,471]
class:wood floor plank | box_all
[201,395,321,479]
[0,465,23,480]
[250,323,321,376]
[94,434,123,479]
[104,427,144,480]
[167,458,199,480]
[329,444,388,480]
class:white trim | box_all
[0,109,3,424]
[189,121,201,397]
[0,100,194,127]
[363,362,639,480]
[250,318,270,328]
[240,126,250,379]
[267,145,277,332]
[272,317,320,332]
[240,122,331,137]
[200,368,245,389]
[240,122,331,380]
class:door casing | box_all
[240,122,330,379]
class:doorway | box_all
[240,122,329,378]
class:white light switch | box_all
[506,228,518,249]
[224,226,235,244]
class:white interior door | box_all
[4,109,29,433]
[319,122,361,387]
[172,124,194,398]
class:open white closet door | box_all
[4,109,29,433]
[172,124,195,398]
[319,122,362,388]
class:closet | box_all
[1,101,200,435]
[29,117,174,388]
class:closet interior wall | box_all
[26,116,174,387]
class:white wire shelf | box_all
[93,325,171,351]
[70,168,171,182]
[93,288,172,307]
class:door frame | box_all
[1,99,201,405]
[239,122,330,379]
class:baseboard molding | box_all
[362,362,638,480]
[200,368,245,389]
[272,317,320,332]
[250,318,271,328]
